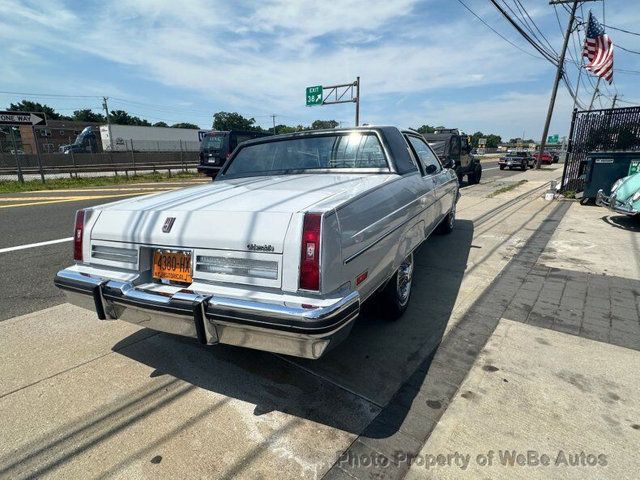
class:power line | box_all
[454,0,546,60]
[556,5,589,106]
[617,98,640,105]
[490,0,559,64]
[603,23,640,37]
[616,44,640,55]
[512,0,559,56]
[617,68,640,75]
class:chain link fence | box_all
[561,106,640,192]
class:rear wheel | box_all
[499,165,505,170]
[382,253,414,320]
[436,204,456,235]
[473,164,482,183]
[521,162,526,171]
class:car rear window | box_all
[223,132,388,176]
[202,134,225,150]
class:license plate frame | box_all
[152,249,193,284]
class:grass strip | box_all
[487,180,528,198]
[0,171,201,193]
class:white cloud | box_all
[372,91,573,140]
[1,0,635,136]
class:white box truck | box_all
[100,125,207,152]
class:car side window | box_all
[407,136,442,175]
[461,137,469,154]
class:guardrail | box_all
[0,151,200,182]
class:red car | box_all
[533,152,559,164]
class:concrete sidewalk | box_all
[0,166,565,479]
[398,199,640,479]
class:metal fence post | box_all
[33,126,45,183]
[179,140,185,171]
[130,139,136,175]
[70,149,78,179]
[10,127,24,183]
[110,150,117,177]
[560,108,578,191]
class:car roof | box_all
[234,125,398,146]
[204,130,269,136]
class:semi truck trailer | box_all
[61,125,206,154]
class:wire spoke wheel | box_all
[396,253,414,307]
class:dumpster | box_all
[581,151,640,201]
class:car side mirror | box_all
[425,164,438,175]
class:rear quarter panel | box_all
[332,173,427,301]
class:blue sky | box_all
[1,0,639,139]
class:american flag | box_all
[582,11,614,83]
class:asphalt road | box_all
[0,181,206,321]
[0,166,526,321]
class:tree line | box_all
[5,101,343,133]
[6,100,510,145]
[6,100,200,129]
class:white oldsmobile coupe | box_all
[55,127,459,359]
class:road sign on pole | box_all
[305,78,360,126]
[0,111,47,126]
[306,86,323,106]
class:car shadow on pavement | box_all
[601,214,640,232]
[111,220,474,438]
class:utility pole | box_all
[102,96,113,151]
[355,76,360,127]
[271,114,277,135]
[535,1,579,169]
[611,94,618,109]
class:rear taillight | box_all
[299,213,321,291]
[73,210,85,261]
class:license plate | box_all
[152,250,193,283]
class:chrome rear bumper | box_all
[596,190,639,216]
[54,269,359,359]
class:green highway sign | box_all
[547,134,559,144]
[306,85,323,106]
[629,160,640,176]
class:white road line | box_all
[0,237,73,254]
[483,167,500,171]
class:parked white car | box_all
[55,127,459,359]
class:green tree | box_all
[470,131,484,148]
[212,112,260,131]
[153,121,169,127]
[274,124,297,134]
[415,124,436,134]
[8,100,68,120]
[310,120,339,130]
[72,109,105,123]
[108,110,151,126]
[485,134,502,148]
[171,122,200,129]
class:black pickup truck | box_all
[423,129,482,185]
